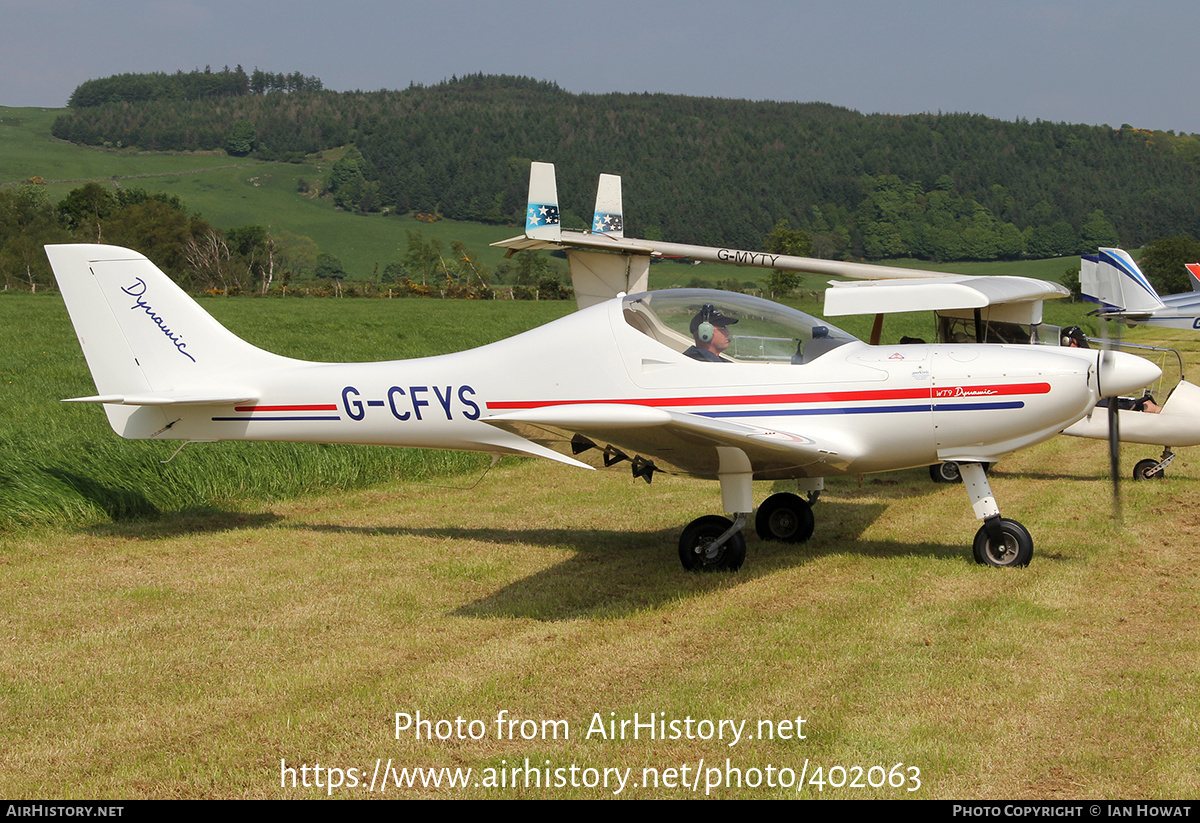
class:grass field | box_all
[3,105,1196,799]
[2,288,1199,798]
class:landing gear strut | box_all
[959,462,1033,567]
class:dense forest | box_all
[66,66,323,108]
[46,72,1200,263]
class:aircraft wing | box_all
[494,229,975,282]
[482,403,856,479]
[494,161,1014,284]
[822,275,1068,317]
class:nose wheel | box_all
[959,462,1035,567]
[972,517,1033,567]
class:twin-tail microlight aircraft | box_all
[45,164,1159,573]
[500,165,1200,488]
[1081,247,1200,330]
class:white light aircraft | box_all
[1081,247,1200,330]
[45,169,1159,572]
[820,274,1200,482]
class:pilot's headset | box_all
[696,304,719,344]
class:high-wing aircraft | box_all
[45,168,1159,572]
[1081,248,1200,330]
[499,165,1200,488]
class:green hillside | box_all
[1,106,526,280]
[47,75,1200,256]
[0,102,1104,293]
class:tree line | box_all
[49,74,1200,262]
[0,181,570,298]
[67,67,323,108]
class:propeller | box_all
[1098,320,1122,523]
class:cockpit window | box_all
[938,315,1033,345]
[621,289,858,363]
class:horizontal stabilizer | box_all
[63,391,258,406]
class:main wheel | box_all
[929,462,961,483]
[972,518,1033,567]
[678,515,746,572]
[755,492,815,543]
[1133,458,1165,480]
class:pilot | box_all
[1062,326,1089,348]
[684,304,738,362]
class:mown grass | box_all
[2,437,1198,798]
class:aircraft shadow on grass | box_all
[78,510,284,540]
[45,465,285,541]
[285,499,985,620]
[43,467,161,523]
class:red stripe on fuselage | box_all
[486,383,1050,411]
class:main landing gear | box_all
[678,493,816,572]
[678,514,747,571]
[755,492,816,543]
[1132,447,1174,481]
[928,462,990,484]
[677,463,1035,571]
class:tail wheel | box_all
[679,516,746,572]
[972,518,1033,567]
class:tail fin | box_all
[524,161,561,241]
[591,173,624,238]
[46,245,292,434]
[1186,263,1200,292]
[1080,248,1165,314]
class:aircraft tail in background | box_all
[1186,263,1200,292]
[1080,248,1165,315]
[591,173,624,238]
